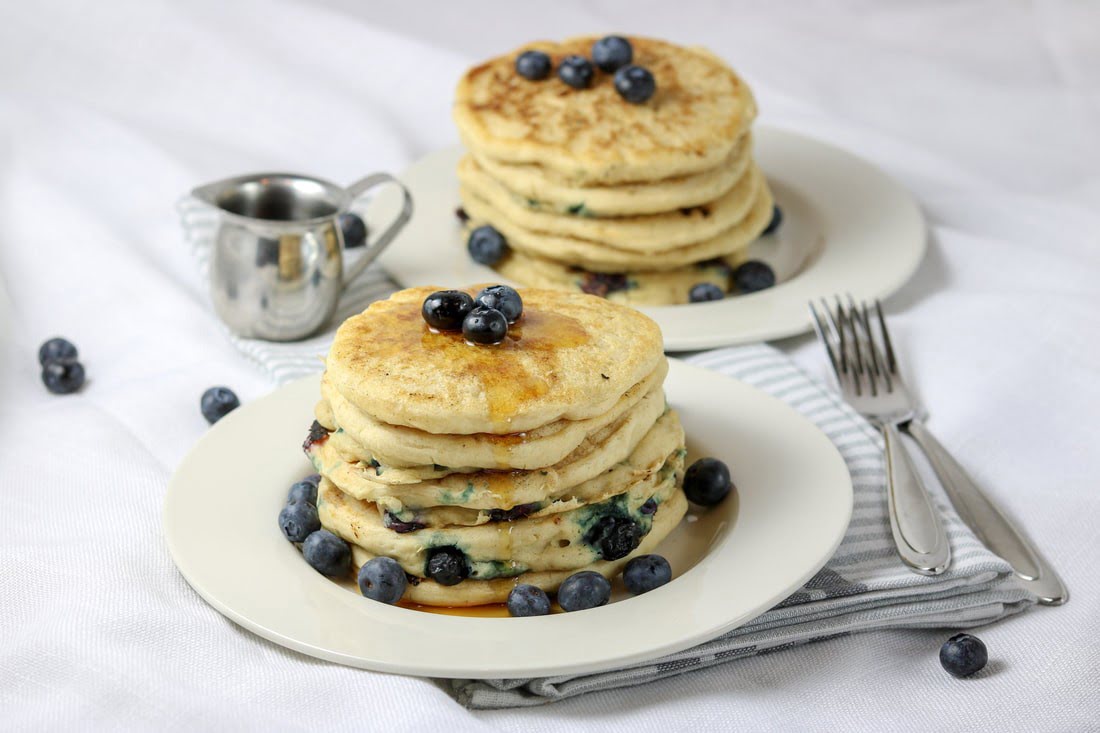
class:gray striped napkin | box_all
[179,200,1035,709]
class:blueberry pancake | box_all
[467,132,753,218]
[454,36,755,185]
[310,395,676,513]
[457,156,763,251]
[324,286,664,435]
[460,174,773,272]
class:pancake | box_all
[459,172,773,271]
[348,490,688,606]
[457,155,761,250]
[317,451,683,580]
[311,399,679,515]
[375,436,684,529]
[324,286,664,436]
[496,248,749,306]
[454,36,756,185]
[468,132,752,217]
[320,361,667,470]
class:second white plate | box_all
[369,127,926,351]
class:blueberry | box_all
[639,498,658,515]
[762,205,783,236]
[303,473,321,487]
[557,571,611,612]
[422,290,475,331]
[278,501,320,542]
[592,35,633,72]
[683,457,732,506]
[358,556,407,604]
[426,546,469,586]
[339,212,368,249]
[689,283,725,303]
[515,50,552,81]
[302,420,330,452]
[467,225,509,266]
[475,284,523,323]
[38,337,78,366]
[939,633,988,678]
[623,554,672,595]
[507,584,552,617]
[382,511,425,533]
[733,260,776,293]
[41,360,85,395]
[613,65,656,104]
[558,55,594,89]
[462,306,508,345]
[287,480,318,506]
[584,515,642,561]
[302,529,351,577]
[200,386,240,425]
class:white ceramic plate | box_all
[164,359,852,679]
[368,127,926,351]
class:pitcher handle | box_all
[341,173,413,288]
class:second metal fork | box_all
[811,297,951,575]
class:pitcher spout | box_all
[190,179,228,208]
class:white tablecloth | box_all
[2,1,1098,729]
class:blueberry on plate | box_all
[463,306,508,345]
[591,35,633,72]
[426,546,469,586]
[683,457,732,506]
[515,50,552,80]
[302,529,351,577]
[939,633,988,678]
[475,284,523,323]
[358,556,407,604]
[557,571,611,612]
[286,480,318,506]
[507,584,552,617]
[38,337,78,366]
[558,55,594,89]
[339,212,368,249]
[422,290,475,332]
[613,65,656,104]
[467,225,509,266]
[623,554,672,595]
[278,501,321,543]
[302,473,322,487]
[200,386,240,425]
[733,260,776,293]
[762,205,783,236]
[689,282,724,303]
[41,360,85,395]
[584,515,642,561]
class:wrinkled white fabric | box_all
[1,1,1098,730]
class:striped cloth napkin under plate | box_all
[178,199,1035,709]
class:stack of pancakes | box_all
[305,286,688,606]
[453,35,774,305]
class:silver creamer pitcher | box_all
[192,171,412,341]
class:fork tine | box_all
[875,300,898,375]
[834,296,861,396]
[808,301,841,380]
[841,295,874,396]
[821,297,848,377]
[856,298,884,380]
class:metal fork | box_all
[810,296,951,575]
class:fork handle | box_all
[882,422,951,575]
[905,420,1068,605]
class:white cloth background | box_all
[1,0,1098,730]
